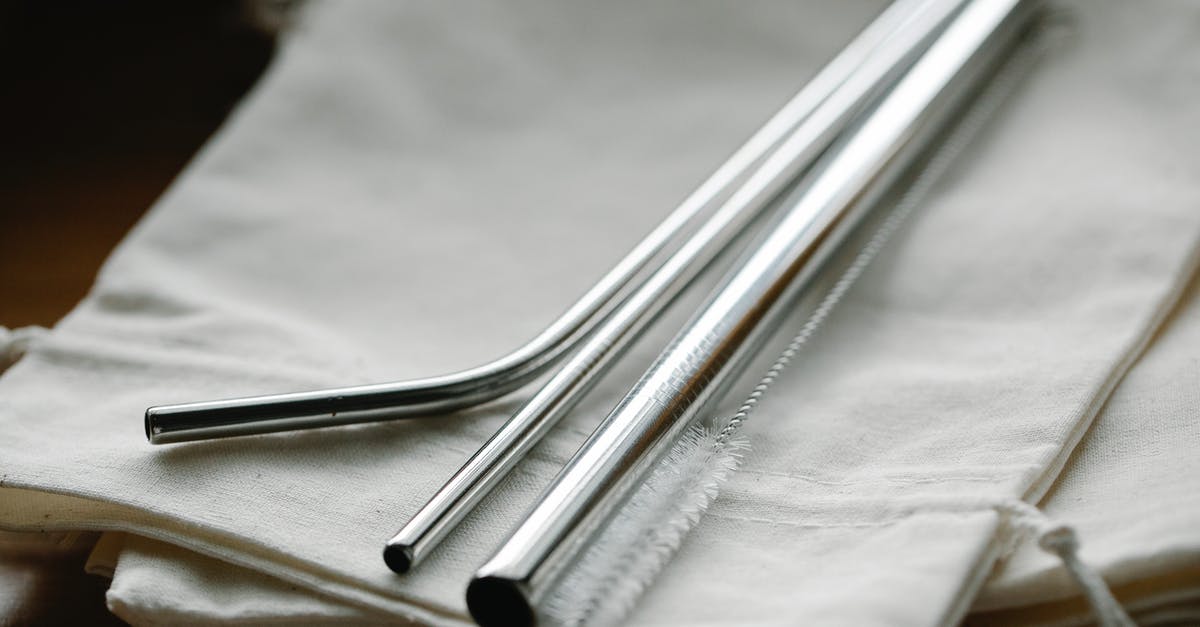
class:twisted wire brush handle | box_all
[542,25,1057,623]
[383,0,966,573]
[468,0,1044,623]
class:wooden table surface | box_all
[0,2,276,623]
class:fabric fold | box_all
[968,271,1200,625]
[1,0,1198,625]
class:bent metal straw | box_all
[143,0,934,446]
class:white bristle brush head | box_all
[538,32,1046,625]
[542,422,749,627]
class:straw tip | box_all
[467,576,533,627]
[383,542,415,574]
[144,407,159,443]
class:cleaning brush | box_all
[542,424,750,626]
[539,19,1051,625]
[469,2,1043,622]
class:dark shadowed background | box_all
[0,1,278,622]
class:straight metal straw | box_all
[142,0,930,446]
[467,0,1040,624]
[383,0,964,574]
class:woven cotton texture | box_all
[968,275,1200,625]
[1,1,1199,625]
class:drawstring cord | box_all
[998,500,1136,627]
[718,23,1132,627]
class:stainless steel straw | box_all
[467,0,1040,623]
[383,0,966,574]
[143,0,932,446]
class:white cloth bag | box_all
[967,279,1200,625]
[1,0,1198,625]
